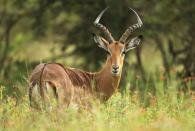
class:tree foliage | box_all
[0,0,194,90]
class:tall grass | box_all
[0,72,195,131]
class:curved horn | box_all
[94,7,114,43]
[119,8,143,43]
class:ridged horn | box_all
[119,8,143,43]
[94,7,114,43]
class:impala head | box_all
[93,7,143,76]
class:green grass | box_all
[0,76,195,131]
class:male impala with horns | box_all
[28,7,143,108]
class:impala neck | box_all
[94,58,122,100]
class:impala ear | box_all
[125,35,143,52]
[93,34,109,51]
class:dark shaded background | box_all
[0,0,194,97]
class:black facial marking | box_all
[121,48,126,55]
[106,50,111,55]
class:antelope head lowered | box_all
[28,7,143,108]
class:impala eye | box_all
[121,49,126,55]
[106,50,111,55]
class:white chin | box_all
[112,72,120,76]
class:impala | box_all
[28,7,143,108]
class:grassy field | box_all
[0,75,194,131]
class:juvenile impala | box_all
[29,7,143,108]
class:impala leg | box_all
[41,81,57,109]
[29,82,42,109]
[48,81,58,100]
[46,81,59,108]
[56,86,67,108]
[28,81,36,107]
[47,81,69,108]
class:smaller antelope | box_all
[28,7,143,108]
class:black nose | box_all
[112,65,119,70]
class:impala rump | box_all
[29,63,95,108]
